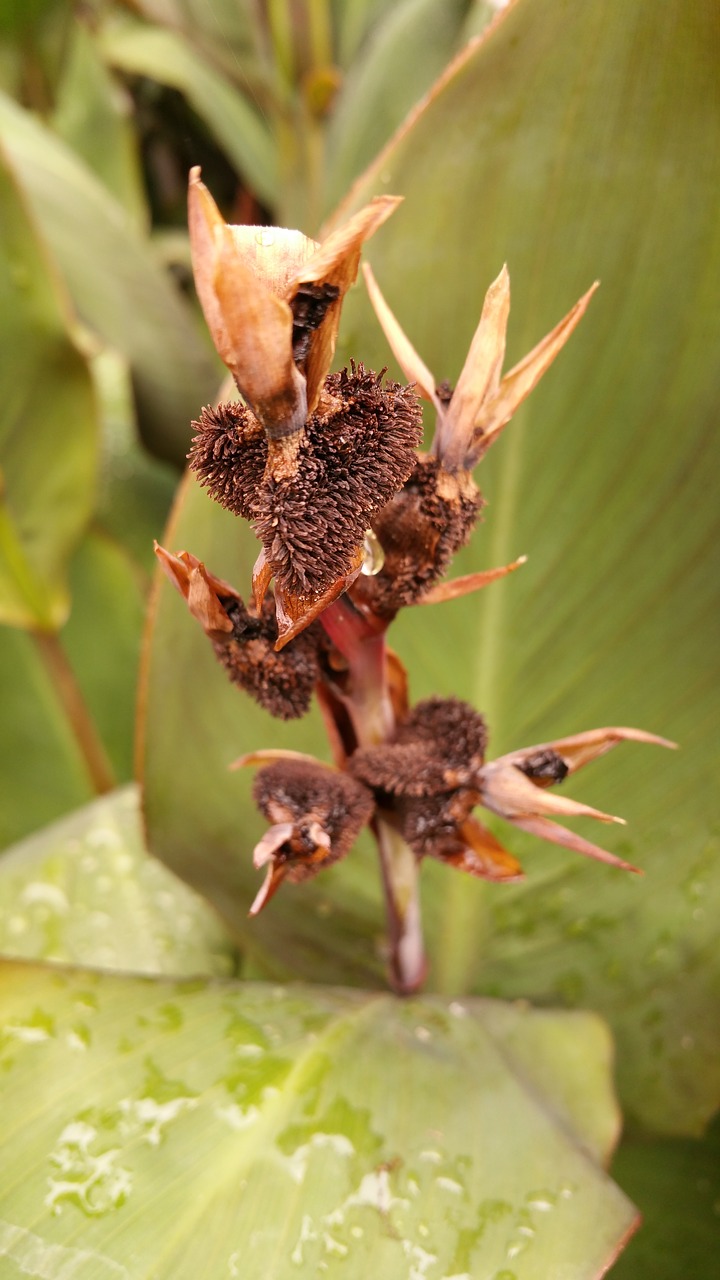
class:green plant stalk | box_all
[33,629,116,796]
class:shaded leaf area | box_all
[97,12,277,210]
[0,137,96,630]
[0,787,235,978]
[0,89,219,464]
[141,0,720,1138]
[332,0,720,1135]
[609,1116,720,1279]
[0,963,636,1279]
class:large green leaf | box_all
[140,0,720,1138]
[0,138,97,630]
[0,963,636,1278]
[0,787,235,977]
[0,90,219,463]
[332,0,720,1139]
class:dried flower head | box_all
[156,171,675,993]
[154,545,321,719]
[249,759,374,914]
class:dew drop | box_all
[256,228,275,247]
[361,528,385,576]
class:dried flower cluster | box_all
[156,169,674,992]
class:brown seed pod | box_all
[214,593,322,721]
[352,455,483,618]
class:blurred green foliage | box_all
[0,2,717,1275]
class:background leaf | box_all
[0,964,636,1278]
[141,0,720,1138]
[0,786,234,977]
[0,138,97,630]
[0,90,220,463]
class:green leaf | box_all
[51,19,148,229]
[325,0,471,210]
[0,90,219,463]
[0,787,235,977]
[0,138,97,630]
[141,0,720,1139]
[332,0,720,1136]
[98,14,278,209]
[609,1118,720,1278]
[0,965,636,1278]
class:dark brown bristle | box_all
[213,594,320,720]
[188,402,266,520]
[253,365,422,598]
[353,455,483,618]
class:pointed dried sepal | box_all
[188,168,307,441]
[362,262,440,407]
[273,546,365,650]
[430,817,525,882]
[464,281,600,468]
[295,197,402,412]
[493,726,677,781]
[417,556,527,605]
[480,759,625,825]
[230,749,333,772]
[508,814,641,874]
[154,543,235,638]
[249,862,288,916]
[438,265,511,466]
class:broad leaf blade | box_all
[0,787,235,977]
[0,90,219,463]
[333,0,720,1135]
[0,138,97,629]
[0,965,637,1278]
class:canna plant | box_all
[155,171,672,993]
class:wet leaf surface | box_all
[0,963,636,1278]
[0,787,234,977]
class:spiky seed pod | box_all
[253,759,375,879]
[349,697,488,857]
[214,594,321,720]
[190,364,423,602]
[188,402,266,521]
[352,455,483,618]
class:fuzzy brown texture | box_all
[516,748,570,784]
[256,365,422,598]
[189,366,422,603]
[253,759,374,876]
[349,697,487,857]
[188,402,266,521]
[213,594,320,720]
[352,455,483,618]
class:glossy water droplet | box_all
[361,528,385,575]
[256,228,275,247]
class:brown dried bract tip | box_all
[249,759,375,913]
[352,454,483,618]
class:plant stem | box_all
[33,630,116,796]
[320,597,427,993]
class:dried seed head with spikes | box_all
[249,759,374,914]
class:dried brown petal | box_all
[417,556,527,605]
[362,262,441,408]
